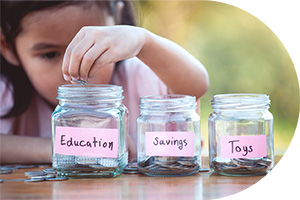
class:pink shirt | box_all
[0,57,168,146]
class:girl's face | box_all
[14,3,115,107]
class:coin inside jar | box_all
[211,157,272,175]
[138,156,200,176]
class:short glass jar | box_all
[137,95,201,177]
[209,94,274,176]
[51,84,128,178]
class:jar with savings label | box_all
[137,95,201,177]
[51,84,128,178]
[209,94,274,176]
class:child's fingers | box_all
[67,37,95,80]
[79,43,108,80]
[62,51,71,81]
[62,29,86,80]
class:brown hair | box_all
[0,0,136,118]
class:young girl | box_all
[0,0,209,164]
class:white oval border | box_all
[214,0,300,199]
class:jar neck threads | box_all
[57,84,123,105]
[211,94,270,112]
[139,94,197,113]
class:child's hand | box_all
[62,26,146,81]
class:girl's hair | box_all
[0,0,136,118]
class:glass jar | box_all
[209,94,274,176]
[137,95,201,177]
[51,84,128,178]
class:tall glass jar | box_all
[209,94,274,176]
[51,84,128,178]
[137,95,201,177]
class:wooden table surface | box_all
[0,156,280,200]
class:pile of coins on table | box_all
[211,157,272,174]
[24,168,68,182]
[138,156,200,175]
[0,165,68,183]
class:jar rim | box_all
[211,93,270,111]
[212,93,269,100]
[57,84,123,101]
[139,94,197,112]
[141,94,195,100]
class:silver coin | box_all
[124,163,138,171]
[122,170,140,174]
[177,161,197,167]
[0,169,12,174]
[0,166,18,170]
[127,162,137,168]
[44,174,57,178]
[25,178,45,183]
[0,166,11,170]
[154,157,177,164]
[257,158,272,166]
[71,78,86,85]
[199,168,210,172]
[232,159,257,168]
[2,179,27,183]
[25,171,46,176]
[46,177,69,181]
[43,168,57,174]
[29,176,46,180]
[16,165,38,169]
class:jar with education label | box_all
[51,84,128,178]
[209,94,274,176]
[137,95,201,177]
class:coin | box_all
[177,161,198,167]
[122,170,140,174]
[29,176,46,180]
[0,169,12,174]
[16,165,38,169]
[25,178,45,183]
[2,179,27,183]
[257,158,272,166]
[71,78,86,85]
[46,177,69,181]
[25,171,46,176]
[43,168,57,174]
[199,168,210,172]
[124,163,138,171]
[1,166,18,170]
[44,174,57,178]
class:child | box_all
[0,0,209,164]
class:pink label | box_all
[220,135,267,158]
[54,126,119,158]
[145,131,194,157]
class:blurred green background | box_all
[136,1,299,155]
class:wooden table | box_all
[0,157,280,200]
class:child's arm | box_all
[62,26,209,99]
[137,30,209,99]
[0,135,52,164]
